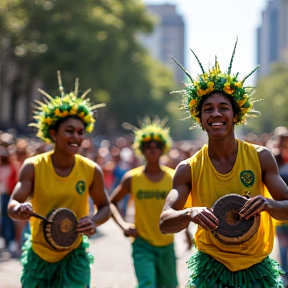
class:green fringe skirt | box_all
[21,236,94,288]
[186,251,286,288]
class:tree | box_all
[0,0,176,138]
[246,63,288,134]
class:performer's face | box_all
[201,93,237,139]
[50,117,85,155]
[142,141,163,162]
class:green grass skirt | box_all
[186,251,285,288]
[21,236,94,288]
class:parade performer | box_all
[8,71,111,288]
[159,39,288,288]
[110,116,178,288]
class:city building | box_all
[140,4,185,82]
[257,0,288,78]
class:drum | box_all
[43,208,78,250]
[211,194,260,245]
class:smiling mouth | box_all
[69,143,79,147]
[208,122,226,127]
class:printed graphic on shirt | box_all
[136,190,167,200]
[240,170,255,188]
[75,180,85,195]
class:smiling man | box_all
[159,40,288,288]
[7,71,110,288]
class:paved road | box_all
[0,218,281,288]
[0,218,192,288]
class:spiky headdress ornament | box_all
[123,116,173,155]
[29,71,105,142]
[172,39,261,128]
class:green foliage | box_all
[0,0,179,138]
[251,63,288,134]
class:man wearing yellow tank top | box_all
[160,40,288,288]
[110,117,178,288]
[7,72,110,288]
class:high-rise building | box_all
[257,0,288,78]
[140,4,185,82]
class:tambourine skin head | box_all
[212,194,260,245]
[43,208,78,250]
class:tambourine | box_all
[42,208,78,250]
[211,194,260,245]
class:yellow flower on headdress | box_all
[197,82,214,97]
[62,111,69,117]
[153,135,161,141]
[55,108,61,117]
[70,106,78,115]
[237,96,248,108]
[44,117,53,125]
[86,124,93,133]
[234,82,242,88]
[83,114,91,123]
[143,136,151,142]
[189,99,197,108]
[78,112,85,119]
[223,82,234,95]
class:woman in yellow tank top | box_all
[7,72,111,288]
[160,40,288,288]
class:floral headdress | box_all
[171,39,261,128]
[123,116,173,155]
[29,71,105,142]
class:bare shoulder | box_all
[174,159,192,184]
[252,143,277,170]
[253,144,274,159]
[19,161,34,181]
[94,162,104,174]
[176,159,191,170]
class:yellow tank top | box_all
[186,139,274,271]
[129,165,174,246]
[25,151,96,262]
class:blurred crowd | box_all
[1,126,288,267]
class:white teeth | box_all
[69,143,78,147]
[212,123,223,126]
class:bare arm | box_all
[160,160,219,234]
[109,173,138,237]
[77,163,111,235]
[8,162,34,221]
[240,146,288,221]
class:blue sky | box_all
[144,0,268,85]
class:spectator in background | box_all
[0,144,17,255]
[272,131,288,272]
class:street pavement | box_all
[0,217,281,288]
[0,216,192,288]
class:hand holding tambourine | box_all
[211,194,260,245]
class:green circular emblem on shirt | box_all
[240,170,255,188]
[75,180,85,195]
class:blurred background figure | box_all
[272,130,288,273]
[0,134,18,257]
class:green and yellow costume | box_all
[21,72,103,288]
[173,41,285,287]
